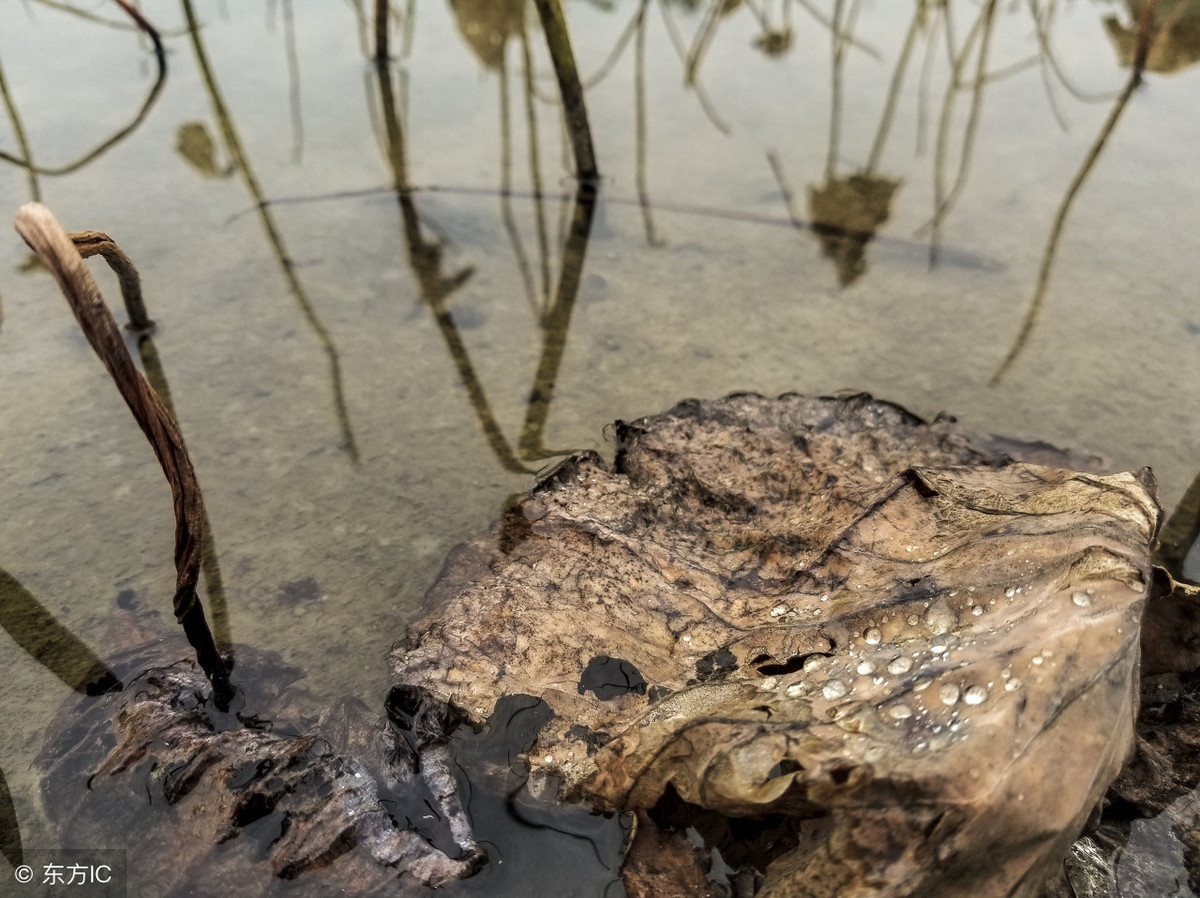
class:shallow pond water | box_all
[0,1,1198,895]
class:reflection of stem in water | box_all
[657,0,731,134]
[793,0,878,58]
[0,55,40,201]
[498,54,541,319]
[634,0,663,247]
[532,0,599,183]
[521,31,554,315]
[825,0,865,180]
[519,190,597,460]
[375,60,531,474]
[1029,0,1121,111]
[865,3,923,175]
[582,2,644,88]
[30,0,160,31]
[684,0,728,86]
[281,0,304,163]
[826,0,844,181]
[0,766,19,868]
[0,568,121,695]
[915,0,943,156]
[374,0,389,61]
[925,0,997,264]
[991,1,1153,384]
[0,1,165,177]
[180,0,359,462]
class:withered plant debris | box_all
[394,392,1167,897]
[38,602,487,895]
[22,219,1195,896]
[14,203,228,704]
[20,202,487,890]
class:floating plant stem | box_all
[14,203,233,708]
[991,0,1153,384]
[532,0,599,185]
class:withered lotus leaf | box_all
[393,393,1160,896]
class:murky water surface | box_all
[1,1,1198,894]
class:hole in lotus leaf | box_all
[756,653,821,676]
[829,766,855,786]
[578,656,648,700]
[694,646,738,683]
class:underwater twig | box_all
[767,151,803,230]
[532,0,599,185]
[14,203,233,708]
[991,0,1153,384]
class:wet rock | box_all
[393,393,1162,897]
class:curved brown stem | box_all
[14,203,233,708]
